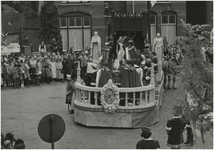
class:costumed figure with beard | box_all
[90,31,101,63]
[113,36,126,70]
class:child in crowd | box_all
[56,59,63,82]
[65,74,76,114]
[29,64,36,86]
[12,62,20,89]
[50,58,56,82]
[19,61,25,88]
[24,60,30,87]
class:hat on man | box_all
[128,39,134,45]
[141,126,152,138]
[5,133,15,142]
[101,61,108,67]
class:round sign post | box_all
[38,114,65,149]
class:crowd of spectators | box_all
[1,49,85,89]
[1,133,25,149]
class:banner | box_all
[1,43,20,55]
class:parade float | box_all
[73,12,164,128]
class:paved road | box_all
[1,77,213,149]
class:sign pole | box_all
[50,115,54,149]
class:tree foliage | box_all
[39,2,62,53]
[176,19,213,148]
[1,1,38,17]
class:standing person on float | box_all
[153,33,163,60]
[38,41,46,57]
[143,39,151,54]
[113,36,126,70]
[124,40,138,62]
[90,31,101,63]
[163,37,169,56]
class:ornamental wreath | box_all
[100,79,120,114]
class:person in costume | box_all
[84,56,97,86]
[124,40,138,61]
[153,33,163,54]
[113,36,126,70]
[65,74,76,114]
[95,61,112,88]
[133,59,144,86]
[166,106,185,149]
[136,126,160,149]
[39,41,46,56]
[90,31,101,63]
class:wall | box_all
[126,1,186,36]
[55,1,106,47]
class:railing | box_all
[74,61,156,108]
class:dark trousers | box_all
[24,78,29,86]
[30,76,36,86]
[81,66,87,79]
[14,78,19,88]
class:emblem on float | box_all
[101,79,120,114]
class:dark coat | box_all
[65,57,74,75]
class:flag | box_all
[151,0,157,7]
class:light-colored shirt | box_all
[86,62,97,74]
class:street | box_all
[1,77,213,149]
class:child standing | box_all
[19,61,25,88]
[56,59,63,82]
[50,58,56,82]
[65,74,76,114]
[13,62,20,89]
[29,65,36,86]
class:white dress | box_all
[50,62,56,78]
[90,35,101,63]
[113,43,125,69]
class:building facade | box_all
[55,1,187,51]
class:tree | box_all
[39,2,62,53]
[176,19,213,148]
[1,1,38,17]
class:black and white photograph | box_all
[1,0,213,149]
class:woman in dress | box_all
[50,58,56,82]
[56,59,63,82]
[136,126,160,149]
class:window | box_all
[161,12,176,24]
[169,15,176,23]
[104,2,109,8]
[76,17,82,26]
[84,17,90,26]
[60,17,67,27]
[60,13,91,51]
[69,17,75,27]
[150,15,156,24]
[162,15,168,24]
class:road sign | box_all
[38,114,65,149]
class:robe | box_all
[124,46,138,61]
[90,35,101,63]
